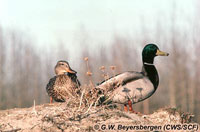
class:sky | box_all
[0,0,197,52]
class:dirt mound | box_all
[0,101,197,132]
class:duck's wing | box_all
[96,72,155,104]
[46,76,66,102]
[96,71,144,91]
[46,76,56,94]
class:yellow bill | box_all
[156,49,169,56]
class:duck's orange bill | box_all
[66,68,77,74]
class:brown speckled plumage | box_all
[46,60,81,102]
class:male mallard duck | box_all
[46,60,81,103]
[96,44,169,113]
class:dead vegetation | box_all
[0,95,197,132]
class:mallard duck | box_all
[96,44,169,113]
[46,60,81,103]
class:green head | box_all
[142,44,169,64]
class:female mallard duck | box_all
[46,60,81,103]
[96,44,169,113]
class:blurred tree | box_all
[0,27,6,108]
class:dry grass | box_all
[0,101,197,132]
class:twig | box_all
[110,66,116,76]
[94,95,104,108]
[3,128,21,132]
[78,88,85,111]
[84,57,95,88]
[30,123,40,130]
[84,101,94,114]
[32,100,37,115]
[66,98,71,106]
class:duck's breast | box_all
[54,75,77,96]
[46,75,79,101]
[112,77,155,104]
